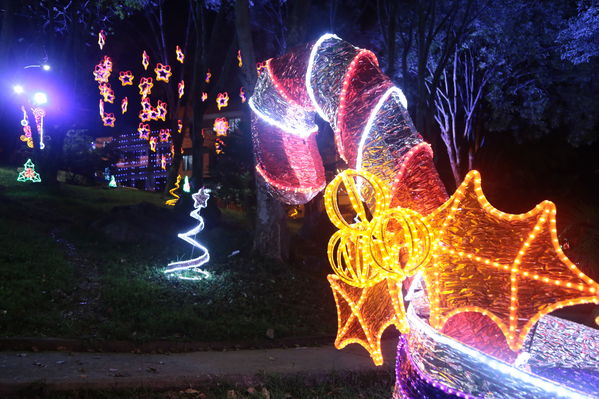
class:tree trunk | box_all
[235,0,289,262]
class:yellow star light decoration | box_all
[324,168,599,362]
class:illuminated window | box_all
[182,155,193,171]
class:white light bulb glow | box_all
[306,33,340,122]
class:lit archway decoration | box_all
[249,35,599,396]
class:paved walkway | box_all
[0,339,397,395]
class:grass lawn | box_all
[32,370,396,399]
[0,167,336,343]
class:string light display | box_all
[239,87,246,103]
[249,34,599,398]
[205,69,211,83]
[216,92,229,110]
[98,30,106,50]
[108,175,117,188]
[17,159,41,183]
[165,175,181,206]
[183,176,191,193]
[160,155,167,170]
[201,92,208,102]
[178,80,185,98]
[177,120,183,133]
[99,99,105,117]
[165,188,211,280]
[237,49,243,67]
[121,97,128,114]
[119,70,134,86]
[213,117,229,136]
[19,106,33,148]
[176,45,185,63]
[142,50,150,70]
[112,130,171,191]
[154,63,172,82]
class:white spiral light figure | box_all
[165,187,211,280]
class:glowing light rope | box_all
[176,45,185,63]
[159,129,171,142]
[17,159,41,183]
[138,123,150,140]
[205,69,211,83]
[216,92,229,110]
[98,30,106,50]
[178,80,185,98]
[213,117,229,136]
[248,97,318,138]
[19,106,33,148]
[183,176,191,193]
[201,92,208,102]
[305,33,340,122]
[165,188,211,280]
[142,51,150,70]
[31,107,45,149]
[121,97,128,114]
[154,63,172,83]
[119,70,134,86]
[165,175,181,206]
[178,120,183,133]
[355,87,404,170]
[239,87,246,103]
[237,49,243,67]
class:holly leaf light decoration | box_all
[17,159,41,183]
[424,170,599,351]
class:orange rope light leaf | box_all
[328,275,406,366]
[424,170,599,351]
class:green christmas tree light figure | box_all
[17,159,41,183]
[108,176,117,188]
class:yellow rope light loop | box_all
[367,207,433,278]
[324,169,390,232]
[328,230,385,288]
